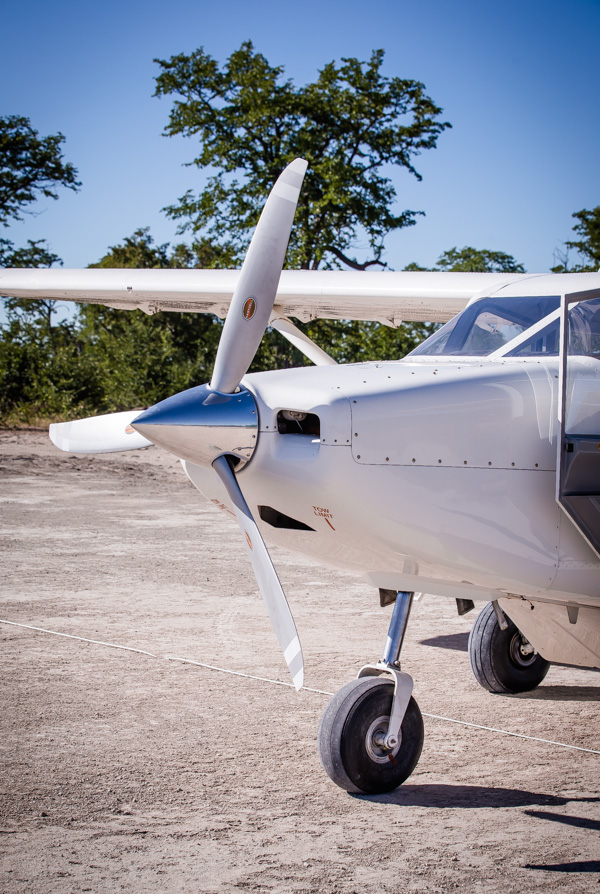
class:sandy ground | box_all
[1,429,599,893]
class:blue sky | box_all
[2,0,599,273]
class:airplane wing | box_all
[0,267,533,325]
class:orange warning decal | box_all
[210,498,235,518]
[245,530,253,550]
[313,506,336,531]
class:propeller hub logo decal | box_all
[125,425,135,434]
[243,297,256,320]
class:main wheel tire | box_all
[317,677,424,794]
[468,602,550,694]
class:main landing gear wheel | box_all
[317,677,424,794]
[468,601,550,694]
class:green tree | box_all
[433,246,525,273]
[0,238,61,268]
[0,113,79,329]
[78,228,226,409]
[300,318,434,364]
[91,227,172,269]
[1,238,63,336]
[0,240,95,425]
[0,306,100,425]
[0,115,80,226]
[553,206,600,272]
[154,42,450,270]
[82,228,430,387]
[405,246,525,273]
[0,115,82,423]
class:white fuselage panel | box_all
[184,358,600,606]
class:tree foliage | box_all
[0,238,91,424]
[433,246,525,273]
[82,228,314,388]
[405,245,525,273]
[0,238,61,269]
[78,229,224,409]
[301,319,434,364]
[0,75,541,425]
[1,238,63,336]
[0,115,82,423]
[154,42,450,270]
[553,206,600,272]
[0,115,80,226]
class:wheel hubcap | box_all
[510,632,537,667]
[365,715,402,763]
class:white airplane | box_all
[2,159,599,795]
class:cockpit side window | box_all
[410,295,560,357]
[506,319,559,356]
[507,297,600,358]
[568,297,600,356]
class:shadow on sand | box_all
[354,784,600,810]
[523,809,600,831]
[526,860,600,873]
[510,684,600,702]
[419,632,469,652]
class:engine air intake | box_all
[259,506,315,531]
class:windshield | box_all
[410,295,561,357]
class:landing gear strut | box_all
[318,592,424,794]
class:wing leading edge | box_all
[0,268,531,325]
[2,268,600,325]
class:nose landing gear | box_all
[317,592,424,794]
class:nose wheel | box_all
[317,591,425,794]
[318,676,424,794]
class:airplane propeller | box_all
[92,158,307,689]
[212,455,304,690]
[130,157,307,687]
[49,409,153,454]
[210,158,308,394]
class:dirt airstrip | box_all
[1,429,599,893]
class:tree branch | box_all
[328,246,387,270]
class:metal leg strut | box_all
[382,591,414,666]
[358,591,415,750]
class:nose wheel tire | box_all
[468,601,550,694]
[317,677,424,794]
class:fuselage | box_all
[184,354,600,608]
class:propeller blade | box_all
[50,410,153,454]
[210,158,308,394]
[212,455,304,691]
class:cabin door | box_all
[557,288,600,557]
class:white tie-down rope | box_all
[3,619,600,756]
[1,619,159,656]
